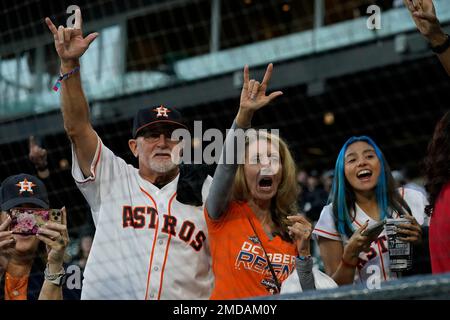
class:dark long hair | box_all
[329,136,412,237]
[424,111,450,216]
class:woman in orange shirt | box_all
[205,64,314,299]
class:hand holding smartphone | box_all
[9,208,62,235]
[361,220,386,239]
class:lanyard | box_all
[247,216,281,294]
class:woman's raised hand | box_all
[236,63,283,128]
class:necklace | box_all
[4,272,29,300]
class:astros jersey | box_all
[205,201,297,299]
[313,188,428,287]
[72,136,213,299]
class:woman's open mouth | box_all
[257,176,274,191]
[356,169,373,181]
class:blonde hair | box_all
[232,130,299,241]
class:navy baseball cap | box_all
[0,174,49,211]
[132,105,188,138]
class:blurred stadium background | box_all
[1,0,450,298]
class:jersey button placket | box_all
[149,231,167,299]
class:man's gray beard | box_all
[148,159,177,174]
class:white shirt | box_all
[72,137,213,299]
[313,188,429,288]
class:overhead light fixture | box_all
[59,158,70,170]
[324,112,335,125]
[282,4,291,12]
[307,147,324,156]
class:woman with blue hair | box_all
[313,136,428,287]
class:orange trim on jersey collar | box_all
[139,187,157,208]
[157,192,177,300]
[76,141,102,185]
[353,219,363,228]
[314,228,340,238]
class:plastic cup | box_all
[385,218,413,272]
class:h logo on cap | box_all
[16,179,36,194]
[153,106,170,118]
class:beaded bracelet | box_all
[53,66,80,92]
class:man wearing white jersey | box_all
[45,9,213,299]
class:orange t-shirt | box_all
[4,272,29,300]
[205,201,297,300]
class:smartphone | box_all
[9,208,62,235]
[361,220,386,238]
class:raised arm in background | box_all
[405,0,450,75]
[45,9,99,177]
[205,64,283,220]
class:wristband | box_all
[53,66,80,92]
[431,34,450,54]
[297,255,312,261]
[341,257,358,269]
[44,264,67,287]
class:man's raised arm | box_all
[45,8,99,177]
[405,0,450,75]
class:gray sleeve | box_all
[296,257,316,291]
[205,120,247,220]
